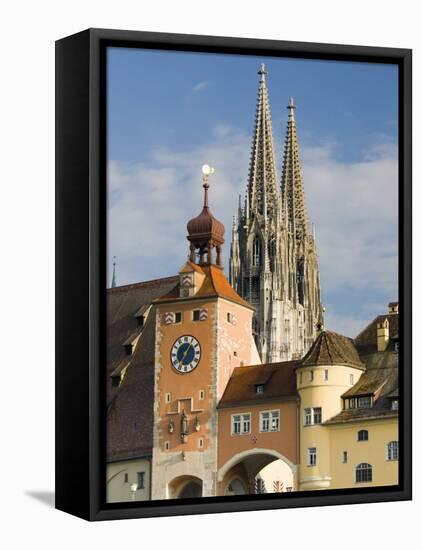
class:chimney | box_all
[377,318,389,352]
[388,301,399,315]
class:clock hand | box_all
[182,341,194,361]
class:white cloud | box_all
[302,141,398,299]
[107,128,250,285]
[191,81,208,93]
[108,128,398,336]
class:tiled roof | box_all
[354,313,399,355]
[324,349,399,425]
[323,408,398,424]
[218,361,299,408]
[301,330,364,369]
[106,276,179,461]
[155,264,254,310]
[107,308,157,461]
[106,276,178,403]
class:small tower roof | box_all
[301,330,364,369]
[186,181,225,243]
[187,166,225,267]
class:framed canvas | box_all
[55,28,412,521]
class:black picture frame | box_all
[55,28,412,521]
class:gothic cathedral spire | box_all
[247,64,280,222]
[229,66,322,363]
[281,97,309,242]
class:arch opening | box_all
[168,475,203,499]
[219,449,296,496]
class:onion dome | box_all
[187,166,225,267]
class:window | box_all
[137,315,145,327]
[124,473,129,483]
[350,374,354,385]
[260,410,279,432]
[387,441,399,461]
[137,472,145,489]
[164,441,170,451]
[309,371,314,382]
[124,344,133,356]
[304,407,322,425]
[391,399,399,411]
[355,463,372,483]
[304,408,312,426]
[227,312,232,323]
[165,392,171,403]
[111,376,120,388]
[253,237,261,266]
[174,311,182,323]
[192,309,200,321]
[243,414,251,434]
[255,384,264,394]
[394,341,399,352]
[313,407,322,424]
[343,451,348,464]
[198,437,204,449]
[358,396,372,408]
[324,369,329,381]
[349,398,355,409]
[261,412,270,432]
[271,411,280,431]
[233,350,238,357]
[308,447,317,466]
[232,413,251,435]
[199,389,205,400]
[357,429,369,441]
[299,372,303,384]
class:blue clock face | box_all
[171,336,201,373]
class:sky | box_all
[107,47,398,338]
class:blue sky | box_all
[107,47,398,337]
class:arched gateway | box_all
[218,449,297,495]
[168,475,203,499]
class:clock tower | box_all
[151,166,259,499]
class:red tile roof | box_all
[155,264,254,310]
[218,361,299,408]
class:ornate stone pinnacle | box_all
[258,63,267,81]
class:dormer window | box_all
[134,304,150,326]
[124,344,133,356]
[137,315,145,327]
[255,384,264,394]
[358,396,372,408]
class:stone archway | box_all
[224,477,247,496]
[168,475,203,499]
[218,448,297,496]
